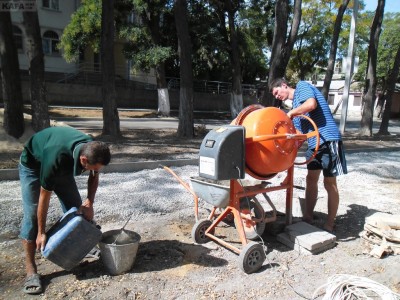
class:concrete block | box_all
[277,232,336,255]
[277,221,336,254]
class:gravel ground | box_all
[0,150,400,299]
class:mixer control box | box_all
[199,125,245,180]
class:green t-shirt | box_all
[20,127,93,191]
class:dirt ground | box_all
[0,107,205,170]
[1,107,400,299]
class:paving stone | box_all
[276,221,336,254]
[276,231,336,255]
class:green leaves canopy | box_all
[59,0,101,63]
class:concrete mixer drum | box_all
[234,104,319,180]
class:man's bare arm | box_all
[287,98,317,119]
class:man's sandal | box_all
[23,274,42,295]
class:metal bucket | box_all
[99,229,141,275]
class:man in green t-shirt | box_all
[19,126,111,294]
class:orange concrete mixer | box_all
[163,104,320,274]
[233,104,319,180]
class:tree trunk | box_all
[0,11,25,138]
[322,0,350,100]
[145,10,171,117]
[378,45,400,135]
[101,0,120,136]
[155,63,170,117]
[264,0,302,106]
[359,0,385,136]
[22,11,49,131]
[174,0,194,138]
[227,2,243,118]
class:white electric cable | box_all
[312,274,400,300]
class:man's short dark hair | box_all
[269,78,288,92]
[81,141,111,166]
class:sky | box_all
[363,0,400,13]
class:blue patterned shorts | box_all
[306,141,347,177]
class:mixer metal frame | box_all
[163,108,320,274]
[163,165,293,274]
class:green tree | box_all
[23,10,50,131]
[351,10,376,83]
[101,0,120,136]
[376,13,400,91]
[59,0,101,63]
[61,0,175,117]
[187,0,230,80]
[0,11,24,138]
[186,0,270,84]
[208,0,245,117]
[264,0,302,106]
[378,45,400,135]
[238,0,270,83]
[355,13,400,93]
[174,0,194,137]
[289,0,334,81]
[321,0,351,100]
[377,13,400,134]
[119,0,175,117]
[360,0,385,136]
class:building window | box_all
[353,94,362,106]
[328,94,335,105]
[43,30,59,55]
[13,25,23,51]
[42,0,59,10]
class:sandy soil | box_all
[0,107,204,169]
[1,108,400,299]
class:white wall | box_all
[10,0,79,73]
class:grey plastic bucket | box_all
[99,229,141,275]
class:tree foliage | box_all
[376,12,400,90]
[354,12,400,89]
[359,0,385,136]
[238,0,270,83]
[264,0,302,106]
[379,44,400,134]
[118,0,175,72]
[59,0,102,62]
[58,0,400,115]
[288,0,334,81]
[321,0,350,100]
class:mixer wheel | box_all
[191,219,214,244]
[238,241,266,274]
[235,198,266,240]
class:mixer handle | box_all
[245,133,309,143]
[293,114,320,165]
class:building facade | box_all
[11,0,80,74]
